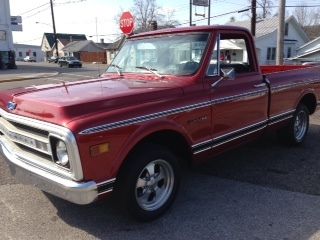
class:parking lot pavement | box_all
[1,171,320,240]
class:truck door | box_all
[206,31,269,150]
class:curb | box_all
[0,72,59,83]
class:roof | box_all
[106,36,126,50]
[95,42,112,49]
[226,16,309,41]
[14,44,41,49]
[62,40,105,52]
[293,36,320,59]
[43,33,87,48]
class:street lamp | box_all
[35,21,52,27]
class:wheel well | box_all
[299,93,317,114]
[125,130,192,168]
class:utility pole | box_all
[190,0,192,26]
[251,0,256,36]
[276,0,286,65]
[50,0,59,57]
[208,0,211,25]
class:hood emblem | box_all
[7,101,17,111]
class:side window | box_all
[207,33,253,76]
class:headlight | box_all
[55,140,69,166]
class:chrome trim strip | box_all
[80,89,268,135]
[98,189,113,195]
[193,146,212,155]
[193,125,266,155]
[0,108,83,181]
[268,115,293,126]
[192,120,267,154]
[97,178,116,186]
[271,79,320,93]
[193,110,296,154]
[269,110,295,121]
[212,120,267,141]
[97,178,116,195]
[211,126,265,149]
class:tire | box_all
[115,143,180,221]
[277,104,309,145]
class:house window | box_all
[285,23,289,36]
[287,47,292,58]
[26,52,29,56]
[33,52,37,57]
[267,47,276,60]
[18,52,22,57]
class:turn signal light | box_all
[90,143,109,157]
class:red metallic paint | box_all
[1,26,320,190]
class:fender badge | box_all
[7,101,17,111]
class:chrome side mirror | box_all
[221,68,235,80]
[211,67,235,88]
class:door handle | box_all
[254,83,267,88]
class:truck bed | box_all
[260,65,311,75]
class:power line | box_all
[23,6,51,19]
[17,3,50,16]
[176,7,251,26]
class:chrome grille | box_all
[0,109,83,181]
[0,117,52,156]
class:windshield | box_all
[66,57,77,60]
[106,33,209,76]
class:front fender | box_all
[110,118,192,176]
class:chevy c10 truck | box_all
[1,26,320,221]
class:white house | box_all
[41,33,87,61]
[291,36,320,63]
[227,16,309,65]
[14,44,45,62]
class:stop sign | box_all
[120,11,134,35]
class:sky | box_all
[8,0,317,46]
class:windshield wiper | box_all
[109,64,123,76]
[135,66,163,78]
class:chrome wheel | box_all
[294,109,308,142]
[135,159,175,211]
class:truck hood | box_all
[0,76,183,126]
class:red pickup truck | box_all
[1,26,320,221]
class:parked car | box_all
[1,26,320,221]
[23,56,36,62]
[48,56,59,63]
[58,56,82,68]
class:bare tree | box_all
[158,8,179,27]
[256,0,273,19]
[245,0,273,19]
[133,0,162,31]
[293,4,320,26]
[115,0,178,33]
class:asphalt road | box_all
[0,61,106,90]
[1,63,320,239]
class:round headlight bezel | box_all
[50,136,70,169]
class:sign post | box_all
[120,11,134,35]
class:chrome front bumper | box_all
[0,138,99,205]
